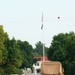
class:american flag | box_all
[41,13,43,29]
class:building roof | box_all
[34,56,48,61]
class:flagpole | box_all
[41,13,45,61]
[42,26,45,61]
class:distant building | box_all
[33,56,49,75]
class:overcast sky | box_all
[0,0,75,48]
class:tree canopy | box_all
[0,25,34,74]
[47,32,75,75]
[17,40,33,68]
[33,41,48,56]
[0,25,9,74]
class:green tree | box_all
[17,40,33,68]
[0,25,8,74]
[4,38,22,74]
[47,32,75,75]
[34,41,48,56]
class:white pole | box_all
[42,27,45,61]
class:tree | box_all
[17,40,33,68]
[4,38,23,74]
[0,25,33,74]
[47,32,75,75]
[33,41,48,56]
[0,25,8,74]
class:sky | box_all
[0,0,75,48]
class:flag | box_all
[41,24,43,29]
[41,13,43,29]
[42,13,43,22]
